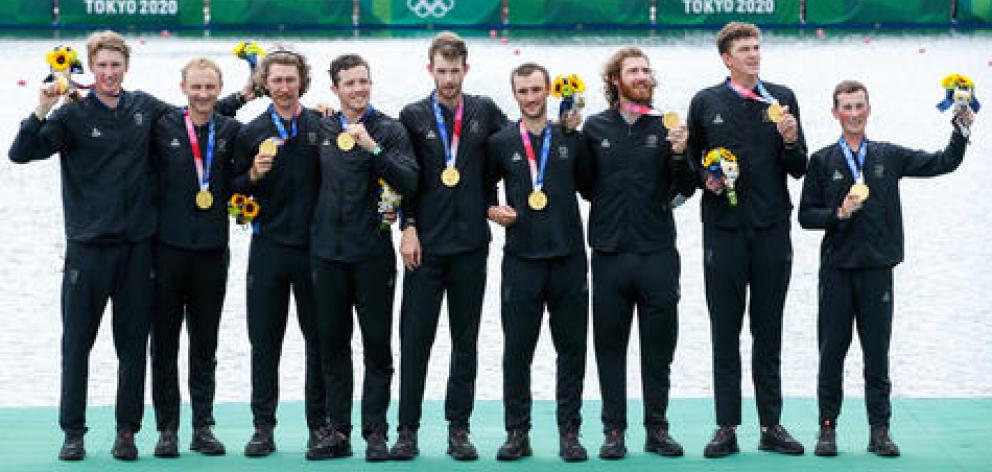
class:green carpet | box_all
[1,398,989,471]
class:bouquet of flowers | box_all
[233,41,267,98]
[704,147,739,207]
[228,193,260,226]
[936,73,980,114]
[377,179,402,231]
[44,46,85,95]
[551,73,585,132]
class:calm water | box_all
[0,31,989,407]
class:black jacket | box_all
[311,109,419,263]
[152,110,242,250]
[8,91,243,243]
[232,106,321,248]
[485,122,592,259]
[10,91,170,243]
[799,130,969,269]
[399,93,509,255]
[582,109,696,254]
[687,80,807,229]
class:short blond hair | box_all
[86,30,131,66]
[181,57,223,85]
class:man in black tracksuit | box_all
[687,23,807,457]
[390,32,509,461]
[799,80,974,457]
[583,48,696,460]
[484,63,594,462]
[309,54,418,462]
[232,50,326,458]
[7,31,244,462]
[148,58,249,458]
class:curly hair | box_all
[256,46,311,96]
[601,47,653,108]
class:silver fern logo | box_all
[407,0,455,18]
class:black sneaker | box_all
[868,425,900,457]
[814,424,838,457]
[598,429,626,460]
[496,429,531,461]
[111,430,139,461]
[644,425,684,457]
[154,430,179,458]
[365,430,390,462]
[559,429,588,462]
[58,433,85,461]
[190,426,225,456]
[447,427,479,461]
[243,427,275,457]
[306,427,334,461]
[389,426,419,460]
[703,426,739,458]
[759,425,805,455]
[332,429,354,458]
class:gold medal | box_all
[662,111,681,130]
[337,132,356,151]
[528,190,548,211]
[195,189,214,210]
[849,182,870,202]
[441,167,460,187]
[766,102,785,123]
[259,138,278,156]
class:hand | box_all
[705,174,725,193]
[667,124,688,154]
[35,82,61,119]
[240,78,257,102]
[250,150,275,182]
[400,226,422,270]
[382,210,397,224]
[313,102,336,117]
[837,193,863,220]
[776,105,799,144]
[955,106,976,127]
[487,205,518,228]
[347,123,377,152]
[564,109,583,131]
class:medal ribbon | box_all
[838,136,868,183]
[432,92,464,170]
[727,78,777,104]
[338,106,375,132]
[184,108,216,190]
[519,120,552,191]
[620,102,661,116]
[268,103,302,144]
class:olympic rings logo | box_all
[407,0,455,18]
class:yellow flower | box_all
[230,193,247,207]
[551,74,585,98]
[233,41,266,59]
[46,47,73,72]
[704,147,737,167]
[567,74,585,93]
[942,73,974,89]
[242,199,259,219]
